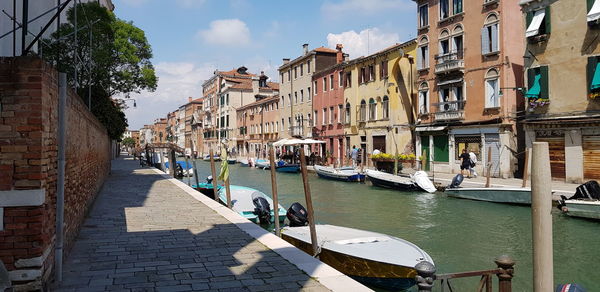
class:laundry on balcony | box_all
[525,74,542,98]
[437,78,463,86]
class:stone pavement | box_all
[53,157,333,292]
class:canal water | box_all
[178,159,599,291]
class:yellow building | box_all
[342,39,417,156]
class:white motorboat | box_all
[314,165,365,182]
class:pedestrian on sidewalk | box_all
[351,145,358,167]
[469,151,478,178]
[460,148,471,178]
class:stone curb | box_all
[149,167,372,292]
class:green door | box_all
[433,135,449,162]
[420,135,430,171]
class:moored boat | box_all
[445,174,534,205]
[276,163,300,173]
[227,158,237,164]
[558,180,600,220]
[238,158,250,167]
[281,211,433,291]
[217,185,286,224]
[202,154,221,161]
[314,165,365,182]
[255,159,270,169]
[365,169,420,192]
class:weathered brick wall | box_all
[0,57,110,290]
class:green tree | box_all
[122,137,136,149]
[42,2,157,139]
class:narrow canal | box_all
[179,159,600,291]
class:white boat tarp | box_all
[413,171,437,193]
[273,138,325,146]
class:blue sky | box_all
[117,0,417,129]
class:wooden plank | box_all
[583,135,600,180]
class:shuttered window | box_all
[526,7,551,38]
[526,66,549,100]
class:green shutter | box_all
[527,68,535,91]
[588,57,598,93]
[420,135,430,171]
[433,135,449,163]
[540,66,549,100]
[544,6,551,34]
[526,11,533,28]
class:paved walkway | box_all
[54,158,332,292]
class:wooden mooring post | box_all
[485,146,492,187]
[209,149,219,201]
[192,157,200,187]
[169,149,177,177]
[299,147,318,256]
[269,147,281,237]
[185,156,191,186]
[521,149,530,188]
[415,255,515,292]
[531,142,553,292]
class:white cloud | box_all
[321,0,411,16]
[327,28,399,59]
[124,61,216,129]
[197,19,251,46]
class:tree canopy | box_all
[42,2,157,139]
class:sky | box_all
[115,0,417,130]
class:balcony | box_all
[434,51,464,74]
[288,125,304,137]
[433,100,466,121]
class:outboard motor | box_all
[206,176,213,184]
[252,193,272,224]
[555,283,587,292]
[449,174,464,188]
[175,164,184,179]
[286,202,308,227]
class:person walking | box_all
[459,148,471,178]
[350,145,358,167]
[469,151,478,178]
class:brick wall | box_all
[0,57,111,290]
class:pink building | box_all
[312,44,347,164]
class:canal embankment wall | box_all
[0,57,111,290]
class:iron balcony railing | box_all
[434,50,465,74]
[434,100,466,121]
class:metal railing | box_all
[434,100,466,121]
[416,255,515,292]
[434,50,465,74]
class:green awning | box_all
[592,62,600,90]
[525,74,541,98]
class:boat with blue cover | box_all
[217,185,286,224]
[314,165,365,182]
[276,161,300,173]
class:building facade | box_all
[278,44,339,139]
[312,45,347,164]
[520,0,600,182]
[236,95,281,158]
[413,0,524,177]
[343,40,418,160]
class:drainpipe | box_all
[55,72,67,282]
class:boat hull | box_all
[367,174,419,191]
[227,159,237,164]
[193,183,220,198]
[281,234,417,290]
[276,165,300,173]
[564,200,600,220]
[445,188,532,205]
[314,166,365,182]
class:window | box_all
[417,37,429,70]
[359,100,367,121]
[314,110,318,126]
[322,108,327,126]
[485,69,500,108]
[280,73,284,83]
[281,118,284,129]
[382,96,389,119]
[482,14,499,55]
[440,0,449,19]
[307,60,311,73]
[368,98,377,121]
[345,103,351,124]
[294,92,298,104]
[345,72,352,87]
[439,30,450,55]
[525,66,549,102]
[330,106,335,124]
[587,56,600,99]
[307,114,311,127]
[368,65,375,81]
[288,70,291,81]
[300,63,304,76]
[338,105,343,123]
[453,0,462,14]
[287,94,291,107]
[419,4,429,27]
[455,136,481,160]
[339,72,344,87]
[313,81,318,94]
[380,61,388,79]
[276,122,279,132]
[418,82,429,114]
[360,67,366,83]
[323,77,328,92]
[308,87,312,100]
[300,89,304,102]
[330,74,334,89]
[525,7,550,38]
[294,66,298,78]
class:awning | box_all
[525,73,541,98]
[437,78,463,86]
[525,9,545,37]
[416,126,447,132]
[592,62,600,90]
[588,0,600,22]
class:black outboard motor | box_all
[206,176,213,184]
[175,164,184,178]
[449,174,464,188]
[252,193,272,224]
[287,202,309,227]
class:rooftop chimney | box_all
[188,97,192,102]
[283,58,290,64]
[303,43,309,55]
[336,44,344,64]
[343,53,350,62]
